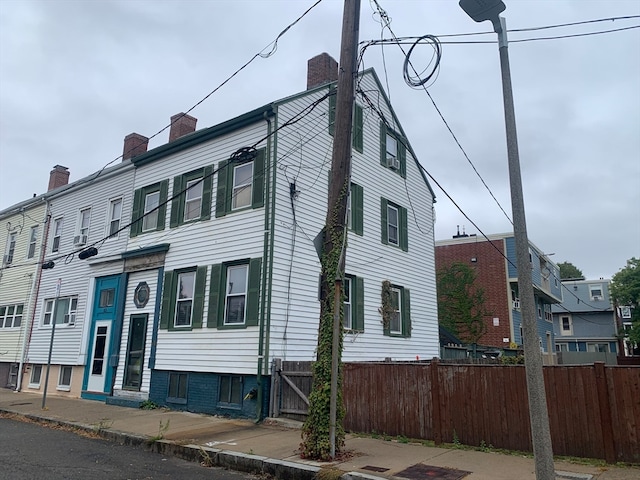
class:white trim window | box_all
[386,134,398,168]
[174,271,195,328]
[43,297,78,326]
[57,365,72,391]
[78,208,91,237]
[225,264,248,325]
[52,217,63,253]
[29,364,42,388]
[387,204,399,246]
[184,179,203,221]
[389,287,402,335]
[4,232,17,264]
[560,315,573,336]
[587,343,609,353]
[232,163,253,210]
[0,304,23,328]
[108,198,122,238]
[142,191,160,232]
[27,226,38,259]
[589,284,603,301]
[620,306,632,319]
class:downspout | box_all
[16,200,50,392]
[256,108,276,421]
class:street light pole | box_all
[459,1,555,478]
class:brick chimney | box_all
[169,113,197,142]
[307,53,338,90]
[122,133,149,161]
[47,165,70,191]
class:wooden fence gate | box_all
[269,359,312,422]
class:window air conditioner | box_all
[387,156,400,170]
[73,234,87,246]
[592,295,601,301]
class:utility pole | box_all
[301,0,360,461]
[42,278,61,410]
[459,1,555,478]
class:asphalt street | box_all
[0,416,260,480]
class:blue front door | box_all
[82,275,120,400]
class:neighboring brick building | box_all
[435,232,563,353]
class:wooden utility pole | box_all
[301,0,360,461]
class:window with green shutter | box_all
[328,87,364,153]
[344,275,364,332]
[215,149,265,217]
[208,258,262,329]
[170,166,213,228]
[379,122,406,177]
[159,266,207,331]
[130,180,168,237]
[381,282,411,338]
[380,197,408,251]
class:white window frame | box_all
[27,226,38,259]
[0,304,23,329]
[232,162,253,210]
[343,277,353,330]
[620,306,632,319]
[29,364,42,388]
[52,217,63,253]
[42,297,78,327]
[589,284,603,301]
[224,264,248,325]
[174,271,195,328]
[387,204,399,246]
[587,343,609,353]
[390,287,402,335]
[556,343,569,352]
[142,190,160,232]
[57,365,72,391]
[5,232,17,264]
[184,178,203,221]
[78,207,91,237]
[386,134,398,168]
[560,315,573,336]
[107,197,122,238]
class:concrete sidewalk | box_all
[1,389,637,480]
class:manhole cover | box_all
[362,465,389,473]
[396,463,471,480]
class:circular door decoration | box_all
[133,282,150,308]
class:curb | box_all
[0,408,384,480]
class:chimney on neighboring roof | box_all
[122,133,149,161]
[307,53,338,90]
[47,165,70,191]
[169,113,197,142]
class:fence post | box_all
[430,357,442,445]
[270,358,282,418]
[594,362,616,463]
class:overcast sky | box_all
[1,0,638,280]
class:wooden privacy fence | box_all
[342,361,639,464]
[272,359,640,463]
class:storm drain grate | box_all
[361,466,390,473]
[395,463,471,480]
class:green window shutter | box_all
[379,122,387,167]
[192,266,208,329]
[157,180,168,230]
[402,288,411,337]
[170,175,184,228]
[353,104,363,153]
[400,206,408,252]
[201,165,213,220]
[352,183,363,236]
[160,271,176,330]
[353,276,365,332]
[252,149,265,209]
[215,161,229,218]
[246,258,262,327]
[380,197,388,245]
[399,137,407,178]
[329,87,336,136]
[130,188,143,238]
[208,263,222,328]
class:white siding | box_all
[0,202,47,363]
[27,163,135,372]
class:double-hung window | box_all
[380,198,408,251]
[215,149,265,217]
[108,198,122,238]
[342,275,364,331]
[131,181,168,236]
[382,281,411,337]
[75,208,91,245]
[225,265,248,325]
[380,122,406,176]
[4,232,17,264]
[27,226,38,259]
[589,284,603,301]
[160,266,207,331]
[52,218,63,253]
[170,167,213,227]
[560,315,573,336]
[0,304,23,328]
[328,87,364,153]
[43,296,78,326]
